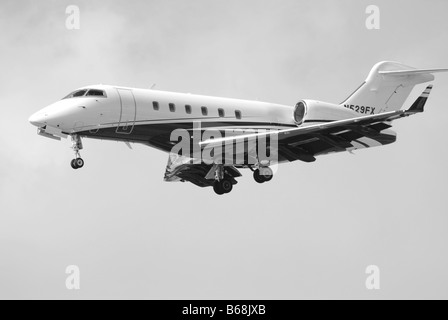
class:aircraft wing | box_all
[199,85,433,161]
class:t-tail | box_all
[341,61,448,114]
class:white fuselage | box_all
[30,85,298,133]
[29,84,379,158]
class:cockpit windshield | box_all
[63,89,107,99]
[86,89,106,97]
[64,90,87,99]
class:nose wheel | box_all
[71,158,84,169]
[70,134,85,170]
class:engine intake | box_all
[293,101,307,125]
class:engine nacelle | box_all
[293,99,357,125]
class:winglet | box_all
[407,85,433,113]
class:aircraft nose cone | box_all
[29,112,46,127]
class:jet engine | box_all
[293,99,356,125]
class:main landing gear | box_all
[211,165,274,194]
[213,178,233,195]
[70,134,85,170]
[253,166,273,184]
[212,165,234,195]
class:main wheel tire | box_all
[71,159,78,169]
[253,170,265,184]
[220,179,233,194]
[213,181,225,195]
[259,167,273,182]
[75,158,84,169]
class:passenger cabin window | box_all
[201,106,208,116]
[169,103,176,112]
[153,101,159,111]
[218,108,225,118]
[185,105,192,114]
[235,110,242,119]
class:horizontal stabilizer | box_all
[379,69,448,76]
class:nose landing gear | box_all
[70,134,85,170]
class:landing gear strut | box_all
[70,134,84,170]
[253,166,273,184]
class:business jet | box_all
[29,61,447,195]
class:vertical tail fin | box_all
[340,61,448,114]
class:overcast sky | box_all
[1,0,448,299]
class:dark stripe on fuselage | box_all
[304,120,334,123]
[99,118,299,129]
[76,121,296,152]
